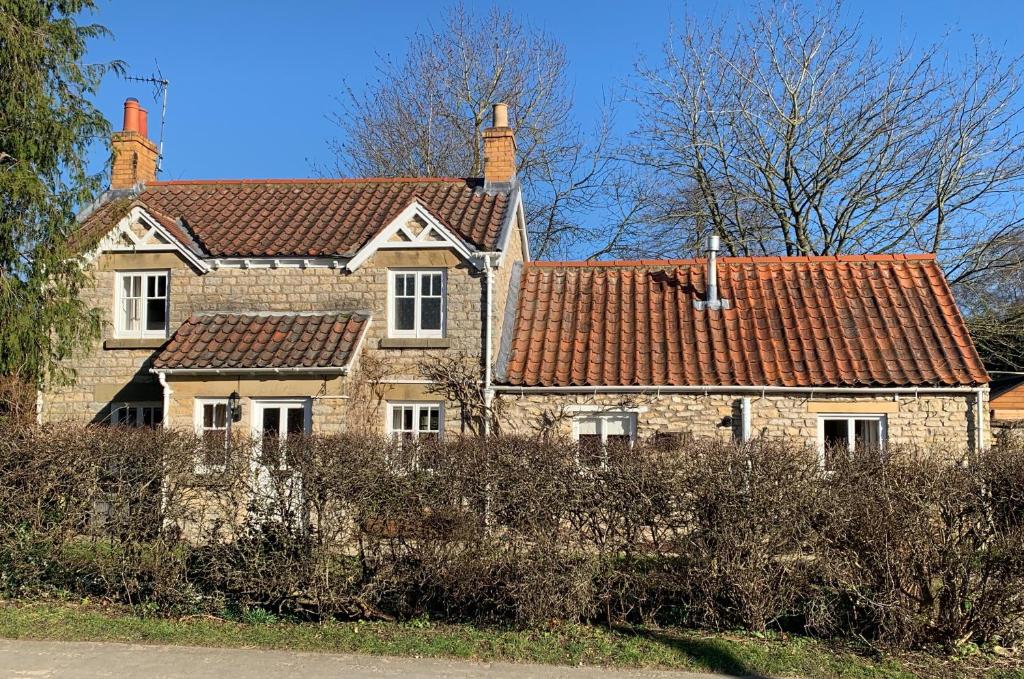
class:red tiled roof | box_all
[502,255,989,388]
[152,312,370,372]
[80,178,510,258]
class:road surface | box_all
[0,639,750,678]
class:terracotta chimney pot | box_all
[122,98,141,134]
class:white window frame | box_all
[386,401,444,441]
[816,414,888,467]
[111,401,163,428]
[114,270,170,339]
[387,269,446,339]
[194,398,232,474]
[572,411,638,468]
[251,398,313,471]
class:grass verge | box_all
[0,600,1018,678]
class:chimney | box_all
[694,235,731,311]
[110,98,159,190]
[482,102,516,187]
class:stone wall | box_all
[494,390,986,455]
[42,210,526,431]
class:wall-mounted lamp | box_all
[228,391,242,422]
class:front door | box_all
[251,399,311,519]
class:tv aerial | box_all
[123,61,169,175]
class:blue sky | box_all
[84,0,1024,182]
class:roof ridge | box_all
[527,253,937,268]
[146,177,476,187]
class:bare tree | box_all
[622,1,1024,286]
[325,2,626,258]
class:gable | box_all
[83,205,209,274]
[345,201,482,272]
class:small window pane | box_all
[823,419,848,449]
[396,298,416,330]
[419,406,440,434]
[146,298,166,331]
[123,299,140,332]
[286,407,305,436]
[262,407,281,439]
[420,298,441,330]
[403,407,413,430]
[576,418,599,436]
[145,407,161,427]
[604,416,630,437]
[854,419,880,449]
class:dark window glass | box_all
[421,298,441,330]
[822,419,849,469]
[262,407,281,439]
[142,406,163,427]
[261,407,281,467]
[396,298,416,330]
[146,298,166,331]
[286,407,305,435]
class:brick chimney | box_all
[482,103,516,187]
[110,98,159,189]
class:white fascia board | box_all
[210,257,348,270]
[343,316,373,373]
[83,206,210,274]
[152,366,350,377]
[494,185,529,266]
[345,201,480,272]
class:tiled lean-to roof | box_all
[501,254,989,388]
[152,312,370,372]
[79,178,511,257]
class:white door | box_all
[251,399,311,515]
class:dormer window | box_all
[388,270,446,338]
[115,271,169,338]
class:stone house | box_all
[41,98,992,468]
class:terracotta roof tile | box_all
[153,311,370,372]
[502,255,989,388]
[79,178,510,258]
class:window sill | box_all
[104,338,167,350]
[379,337,450,349]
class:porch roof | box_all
[152,311,370,374]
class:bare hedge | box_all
[0,423,1022,648]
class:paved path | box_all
[0,639,743,679]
